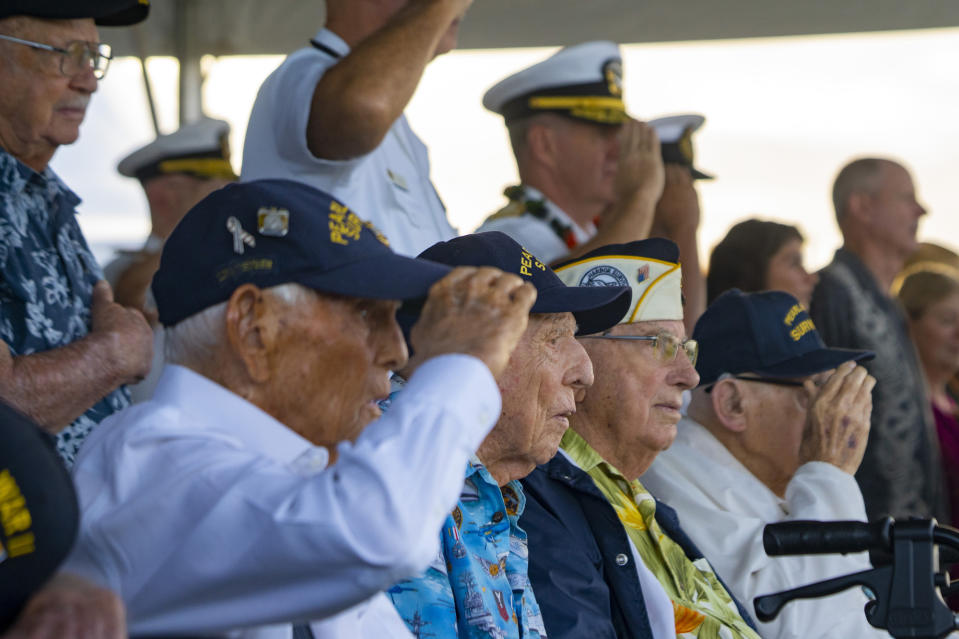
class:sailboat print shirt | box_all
[389,456,547,639]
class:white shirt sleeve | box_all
[65,354,499,636]
[646,452,885,639]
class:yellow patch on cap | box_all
[0,469,35,558]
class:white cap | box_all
[649,113,713,180]
[483,41,628,125]
[554,238,684,325]
[117,117,237,182]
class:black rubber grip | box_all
[763,519,892,556]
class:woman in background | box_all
[897,264,959,527]
[707,219,818,307]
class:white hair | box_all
[164,283,316,367]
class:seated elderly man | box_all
[643,289,882,639]
[389,232,631,638]
[520,239,760,639]
[62,180,541,639]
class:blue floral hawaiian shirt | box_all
[0,148,130,465]
[389,456,548,639]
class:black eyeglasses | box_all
[0,34,112,79]
[581,331,699,366]
[704,374,808,393]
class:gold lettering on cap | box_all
[790,319,816,341]
[783,304,804,326]
[519,248,546,277]
[329,201,363,245]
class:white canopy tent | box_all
[100,0,959,126]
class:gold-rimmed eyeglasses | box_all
[0,34,112,79]
[581,331,699,366]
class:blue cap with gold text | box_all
[414,231,630,335]
[152,179,451,326]
[694,289,873,387]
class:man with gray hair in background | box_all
[810,157,945,521]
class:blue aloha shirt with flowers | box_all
[389,456,547,639]
[0,147,130,465]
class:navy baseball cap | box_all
[413,232,631,335]
[152,179,452,327]
[694,289,873,387]
[0,0,150,26]
[0,401,78,632]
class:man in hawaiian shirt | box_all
[388,232,631,639]
[0,0,153,464]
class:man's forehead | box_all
[612,319,684,337]
[531,311,577,331]
[7,16,98,42]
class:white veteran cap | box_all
[649,113,713,180]
[118,117,238,183]
[483,41,628,125]
[553,238,684,326]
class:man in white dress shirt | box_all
[242,0,471,256]
[62,179,537,638]
[642,288,884,639]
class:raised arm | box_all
[561,120,664,262]
[308,0,472,160]
[0,281,152,432]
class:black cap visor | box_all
[533,284,631,336]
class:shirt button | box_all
[491,511,505,523]
[615,553,629,566]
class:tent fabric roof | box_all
[101,0,959,58]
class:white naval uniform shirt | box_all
[63,356,501,638]
[242,28,456,257]
[476,186,595,264]
[642,417,886,639]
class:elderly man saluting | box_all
[63,180,540,639]
[643,289,881,639]
[0,0,153,463]
[388,232,631,638]
[521,239,760,639]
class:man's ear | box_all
[224,284,277,384]
[527,121,559,170]
[711,379,749,433]
[845,191,873,224]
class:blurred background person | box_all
[105,117,237,401]
[896,263,959,528]
[810,157,944,520]
[647,114,713,331]
[478,41,663,266]
[707,219,817,307]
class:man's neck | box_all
[841,238,906,293]
[0,130,54,173]
[687,402,790,498]
[569,412,657,481]
[521,176,603,230]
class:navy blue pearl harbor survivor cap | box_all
[414,231,631,336]
[694,289,873,387]
[153,180,453,327]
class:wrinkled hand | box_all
[90,281,153,385]
[409,267,536,378]
[614,119,664,205]
[650,163,700,238]
[2,574,126,639]
[798,361,875,474]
